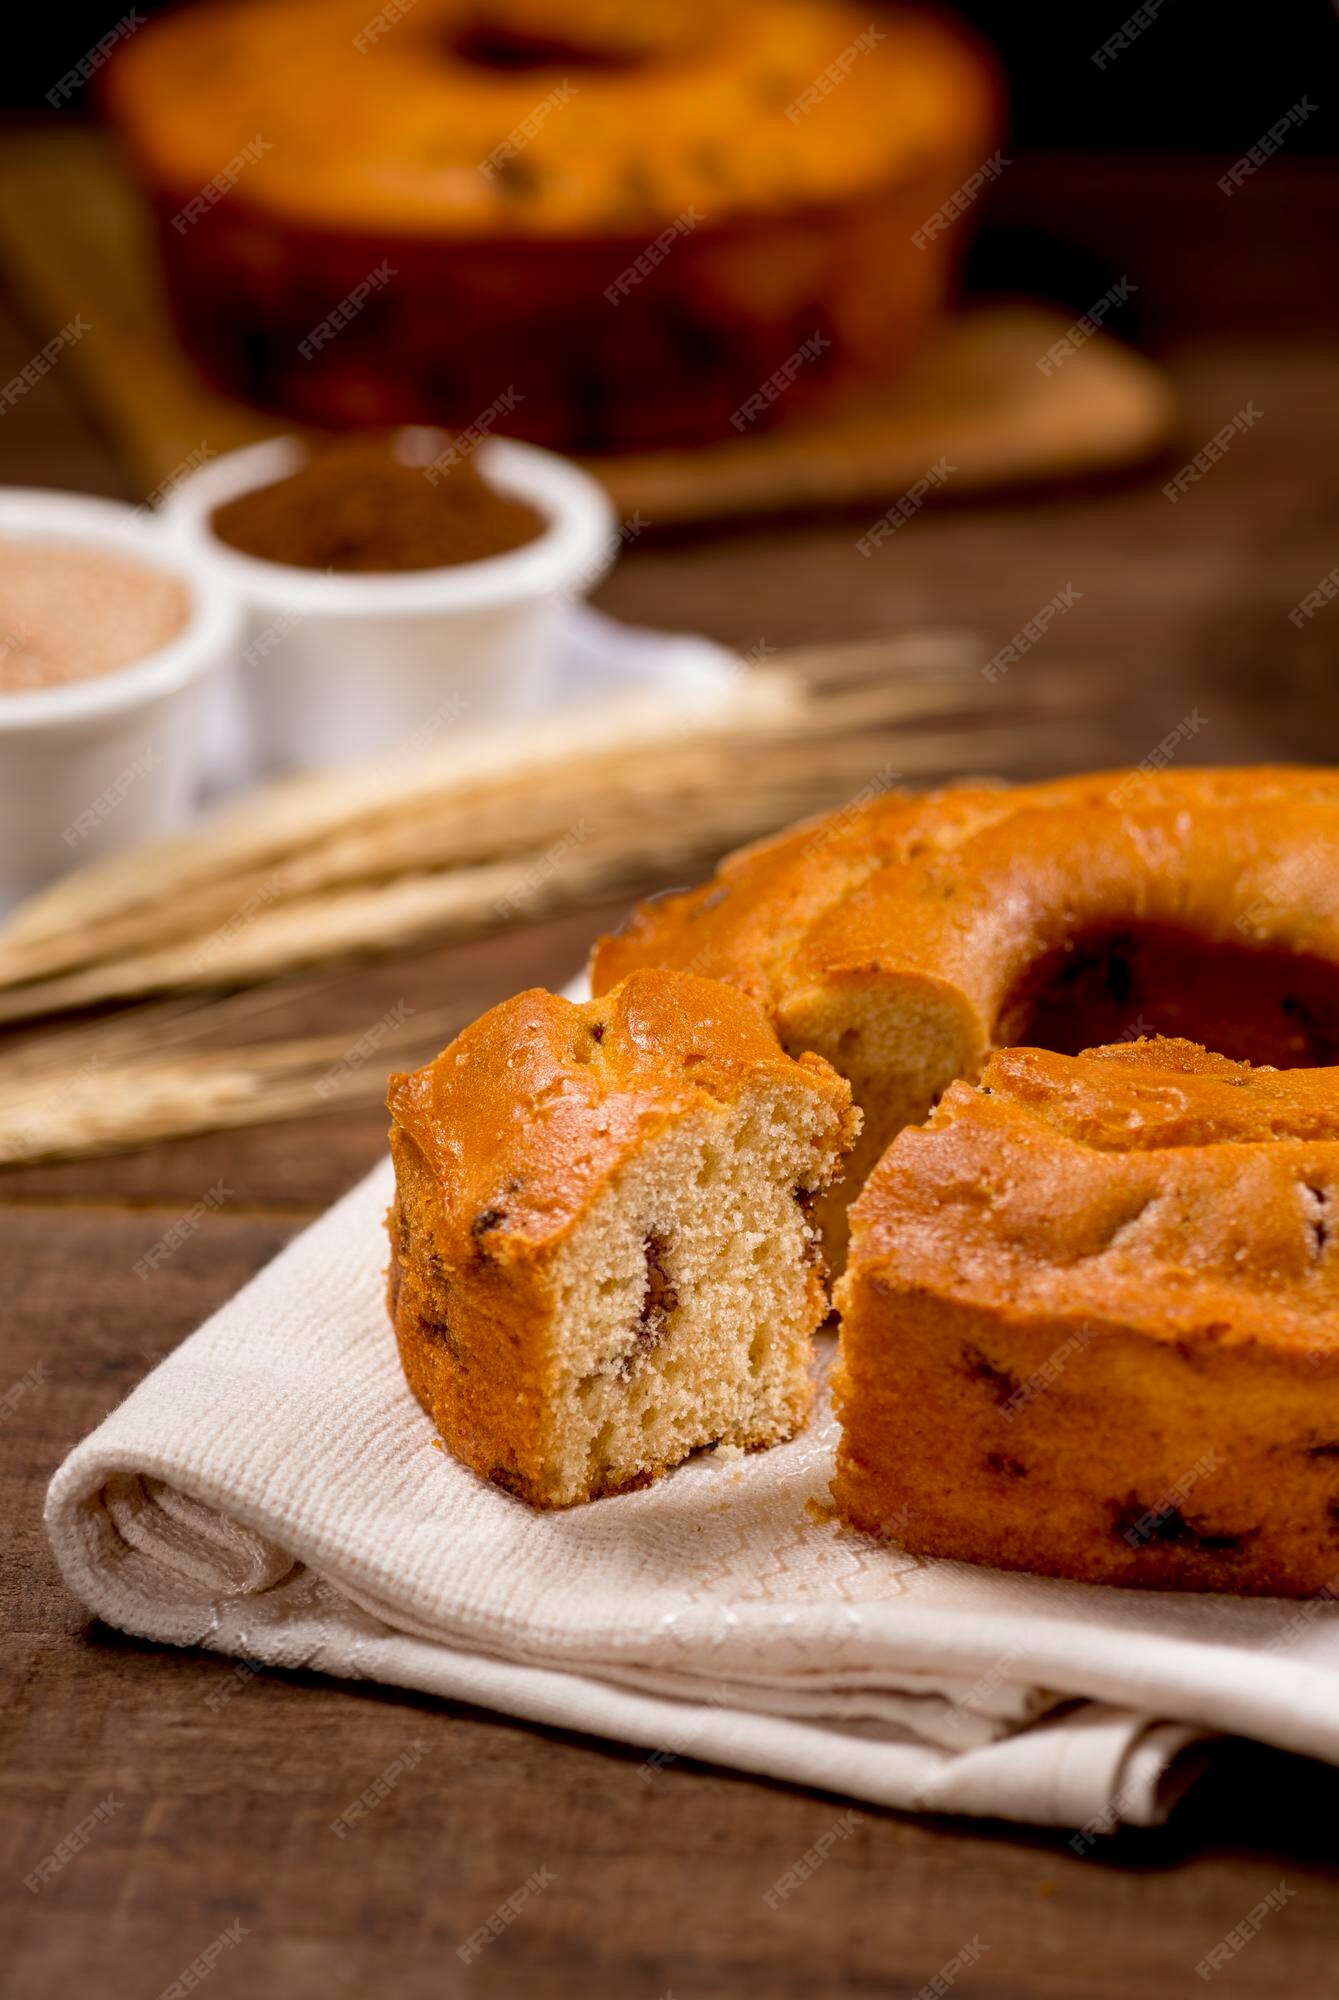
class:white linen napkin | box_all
[45,1152,1339,1833]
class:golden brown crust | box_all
[387,969,855,1504]
[107,1,998,235]
[594,767,1339,1036]
[833,1037,1339,1594]
[592,767,1339,1261]
[388,968,853,1264]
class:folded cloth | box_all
[46,1156,1339,1833]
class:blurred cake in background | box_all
[105,0,1002,453]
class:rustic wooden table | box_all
[4,155,1339,2000]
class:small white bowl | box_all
[0,490,239,910]
[160,432,619,771]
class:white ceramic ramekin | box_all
[160,432,619,771]
[0,490,239,910]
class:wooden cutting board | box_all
[0,129,1175,522]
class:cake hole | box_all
[997,924,1339,1068]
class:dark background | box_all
[5,0,1336,151]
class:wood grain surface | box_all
[3,151,1339,2000]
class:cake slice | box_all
[387,969,858,1507]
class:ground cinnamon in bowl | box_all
[208,431,546,573]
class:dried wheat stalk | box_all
[0,634,1112,1161]
[0,1000,460,1164]
[0,717,1096,1027]
[0,638,1100,1001]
